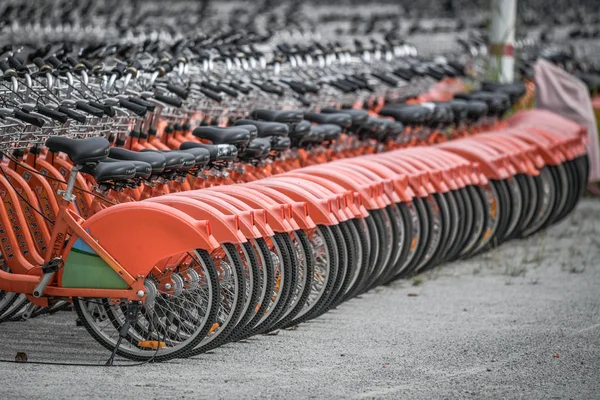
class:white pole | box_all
[489,0,517,83]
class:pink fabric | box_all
[534,59,600,182]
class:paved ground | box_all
[0,199,599,399]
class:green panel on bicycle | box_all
[61,238,128,289]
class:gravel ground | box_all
[0,199,599,400]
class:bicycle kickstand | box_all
[105,302,142,366]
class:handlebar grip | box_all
[46,55,62,69]
[200,81,221,92]
[14,110,45,127]
[111,63,126,77]
[154,93,183,108]
[89,101,116,118]
[166,83,190,100]
[372,72,398,87]
[330,80,352,93]
[37,106,68,123]
[0,61,10,73]
[33,57,47,70]
[281,80,306,95]
[199,88,222,103]
[58,106,87,123]
[119,99,147,116]
[7,56,21,68]
[216,84,238,98]
[257,82,284,96]
[227,82,250,94]
[76,101,105,118]
[66,56,78,67]
[128,97,155,112]
[80,60,94,70]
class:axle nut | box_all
[137,290,145,298]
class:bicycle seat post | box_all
[60,164,80,202]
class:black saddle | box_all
[239,138,271,161]
[480,81,527,103]
[321,108,369,126]
[233,124,258,140]
[93,161,136,183]
[45,136,110,164]
[288,120,312,146]
[191,126,250,146]
[178,147,211,169]
[454,92,510,116]
[430,103,455,125]
[179,142,238,163]
[234,119,289,137]
[379,105,432,125]
[269,136,291,152]
[304,112,352,129]
[139,149,187,171]
[445,100,468,123]
[358,118,387,141]
[311,124,341,142]
[464,100,489,120]
[250,109,304,124]
[108,147,166,173]
[103,158,152,179]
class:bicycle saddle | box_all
[178,147,211,168]
[233,124,258,140]
[445,99,468,122]
[250,109,304,124]
[103,158,152,179]
[239,138,271,161]
[288,120,312,145]
[321,108,369,126]
[311,124,341,142]
[480,81,527,103]
[159,150,196,171]
[464,100,489,120]
[92,160,136,183]
[358,118,387,141]
[269,136,291,152]
[429,103,455,125]
[108,147,166,172]
[304,112,352,129]
[234,119,289,137]
[45,136,110,164]
[140,149,186,170]
[192,126,250,146]
[379,105,432,125]
[179,142,238,163]
[455,92,509,116]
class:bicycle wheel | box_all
[459,185,487,257]
[521,167,556,237]
[330,221,358,308]
[398,196,431,278]
[230,238,274,339]
[245,233,294,335]
[288,225,338,325]
[273,229,314,329]
[193,243,246,352]
[74,249,219,362]
[414,195,443,273]
[469,183,501,256]
[0,294,28,323]
[313,224,348,315]
[342,218,370,300]
[0,265,19,320]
